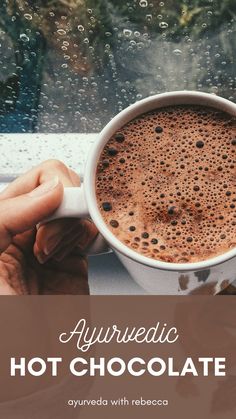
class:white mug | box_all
[49,91,236,295]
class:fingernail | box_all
[36,252,48,264]
[44,235,62,255]
[29,177,59,198]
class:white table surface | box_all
[0,133,147,295]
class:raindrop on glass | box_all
[57,29,66,35]
[139,0,148,7]
[78,25,85,32]
[159,22,168,29]
[173,49,182,56]
[20,33,29,42]
[24,13,32,20]
[123,29,132,37]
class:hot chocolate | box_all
[96,105,236,263]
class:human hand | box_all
[0,160,98,295]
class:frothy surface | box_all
[96,105,236,263]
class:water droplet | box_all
[173,49,182,56]
[57,29,66,35]
[24,13,32,20]
[159,21,168,29]
[78,25,84,32]
[139,0,148,7]
[20,33,29,42]
[123,29,132,37]
[137,42,144,49]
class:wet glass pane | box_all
[0,0,235,133]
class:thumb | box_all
[0,177,63,252]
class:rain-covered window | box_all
[0,0,235,133]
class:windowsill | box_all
[0,133,98,179]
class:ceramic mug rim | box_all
[84,91,236,272]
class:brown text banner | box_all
[0,296,235,418]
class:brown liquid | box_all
[96,105,236,263]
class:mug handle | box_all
[42,186,110,256]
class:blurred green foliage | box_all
[1,0,235,62]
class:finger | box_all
[34,222,84,264]
[0,278,18,295]
[34,219,98,263]
[73,219,99,251]
[0,160,79,200]
[40,255,89,295]
[52,219,98,259]
[35,219,82,255]
[76,219,98,253]
[52,233,87,262]
[0,178,63,253]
